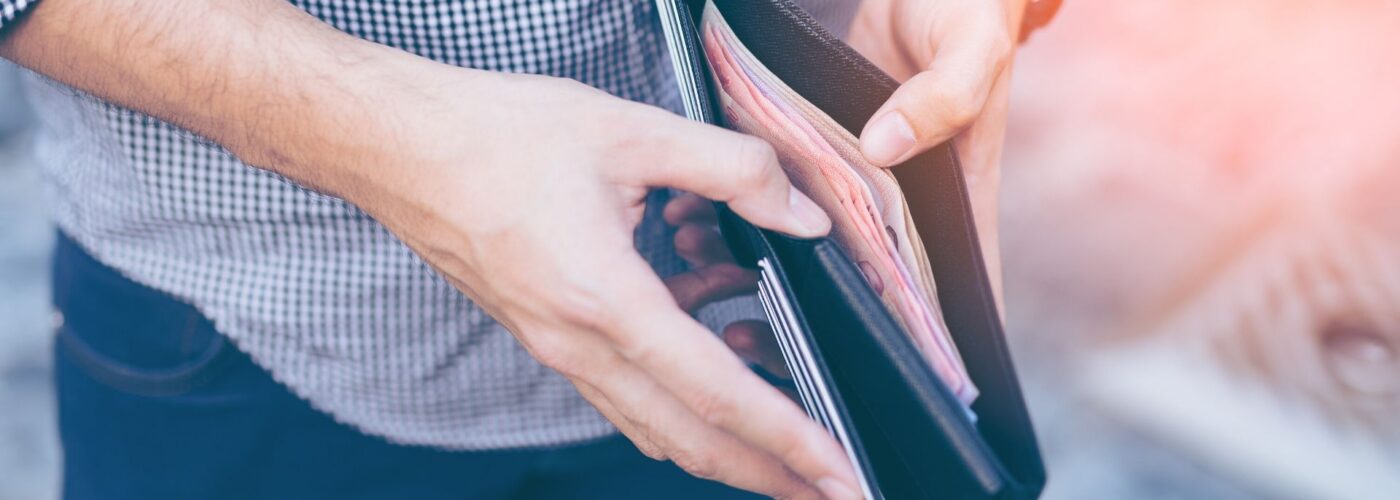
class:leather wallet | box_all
[655,0,1048,498]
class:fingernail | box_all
[788,189,831,237]
[816,477,860,500]
[861,111,916,167]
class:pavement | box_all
[0,61,61,500]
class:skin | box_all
[0,0,1025,497]
[853,0,1028,306]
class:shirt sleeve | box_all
[0,0,39,35]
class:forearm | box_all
[0,0,491,201]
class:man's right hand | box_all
[354,72,859,500]
[1,1,860,497]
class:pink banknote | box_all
[701,4,978,406]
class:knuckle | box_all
[618,426,670,461]
[526,340,581,377]
[670,447,721,480]
[771,425,813,465]
[547,284,615,332]
[603,109,675,167]
[636,440,669,461]
[728,137,779,194]
[615,331,661,366]
[939,86,983,127]
[689,389,738,428]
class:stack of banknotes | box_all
[700,3,979,407]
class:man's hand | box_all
[1,1,858,497]
[366,74,857,499]
[850,0,1030,302]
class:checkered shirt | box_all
[0,0,857,449]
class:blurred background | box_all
[1,57,59,500]
[2,0,1398,498]
[1001,0,1400,498]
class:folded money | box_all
[701,3,978,406]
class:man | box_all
[0,0,1052,498]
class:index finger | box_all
[624,119,832,238]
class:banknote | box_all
[701,3,977,405]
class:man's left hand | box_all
[849,0,1031,302]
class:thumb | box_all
[859,25,1012,167]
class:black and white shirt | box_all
[0,0,857,449]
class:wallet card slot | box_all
[757,276,825,427]
[755,244,880,500]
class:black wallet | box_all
[655,1,1047,498]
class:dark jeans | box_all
[51,232,760,500]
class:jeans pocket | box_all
[55,314,235,398]
[52,233,237,397]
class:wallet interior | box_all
[674,0,1048,497]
